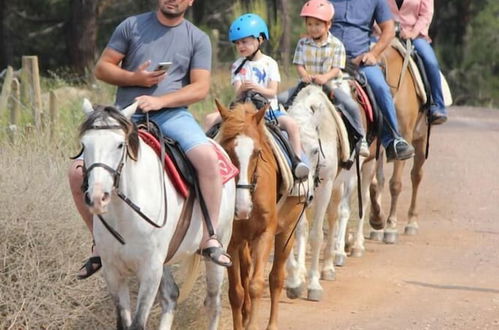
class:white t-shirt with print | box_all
[231,54,281,110]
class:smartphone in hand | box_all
[155,61,172,72]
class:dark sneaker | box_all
[386,138,415,162]
[293,161,310,179]
[430,111,448,125]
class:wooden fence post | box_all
[21,56,43,129]
[0,66,14,116]
[211,29,220,71]
[8,78,21,142]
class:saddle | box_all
[138,121,238,199]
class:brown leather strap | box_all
[165,193,195,263]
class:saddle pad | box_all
[264,127,295,195]
[138,130,238,199]
[350,80,374,123]
[390,39,428,104]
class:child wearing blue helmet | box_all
[206,13,309,179]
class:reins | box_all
[83,123,170,245]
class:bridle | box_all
[81,124,169,245]
[235,150,261,193]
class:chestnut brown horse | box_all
[215,100,304,330]
[368,40,429,243]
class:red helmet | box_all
[300,0,335,22]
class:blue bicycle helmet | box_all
[228,13,269,42]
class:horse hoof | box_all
[369,217,385,230]
[369,231,384,241]
[321,269,336,281]
[334,254,346,267]
[383,231,398,244]
[404,225,418,236]
[307,289,323,302]
[350,248,364,258]
[286,284,304,299]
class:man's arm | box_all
[135,68,210,112]
[371,20,395,58]
[94,47,165,88]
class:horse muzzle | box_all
[85,183,111,214]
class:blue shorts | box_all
[132,107,209,153]
[264,108,286,121]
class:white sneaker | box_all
[293,161,310,179]
[359,138,370,157]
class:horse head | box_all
[79,99,139,214]
[215,99,266,220]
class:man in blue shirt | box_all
[330,0,414,161]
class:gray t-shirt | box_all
[107,12,212,108]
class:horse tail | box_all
[177,253,202,303]
[320,91,351,162]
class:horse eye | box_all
[118,143,124,149]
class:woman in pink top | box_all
[387,0,447,125]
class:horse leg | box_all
[268,227,300,330]
[204,260,225,330]
[322,185,341,278]
[103,269,132,330]
[332,179,354,268]
[369,156,385,241]
[352,158,377,257]
[406,138,426,235]
[247,230,275,330]
[157,265,178,330]
[286,212,308,299]
[384,159,407,244]
[240,242,253,327]
[308,179,334,301]
[129,265,163,330]
[227,240,245,330]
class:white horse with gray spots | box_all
[79,100,235,330]
[285,85,376,301]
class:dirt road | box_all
[255,107,499,330]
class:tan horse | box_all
[368,42,428,243]
[215,100,304,330]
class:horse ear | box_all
[82,98,94,115]
[122,102,138,119]
[254,104,268,124]
[215,99,230,120]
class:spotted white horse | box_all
[285,84,377,301]
[79,100,235,330]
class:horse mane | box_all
[79,104,139,160]
[220,102,264,143]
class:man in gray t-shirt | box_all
[69,0,231,280]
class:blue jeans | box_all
[132,107,209,153]
[359,64,400,147]
[413,38,446,113]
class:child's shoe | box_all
[359,138,370,157]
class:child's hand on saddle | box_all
[133,60,166,88]
[240,80,257,92]
[301,74,313,84]
[312,74,329,86]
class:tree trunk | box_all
[67,0,99,77]
[278,0,290,74]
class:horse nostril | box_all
[102,192,110,202]
[84,192,93,206]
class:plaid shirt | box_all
[293,32,346,76]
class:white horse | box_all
[285,84,377,301]
[79,100,235,330]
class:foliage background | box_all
[1,0,498,106]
